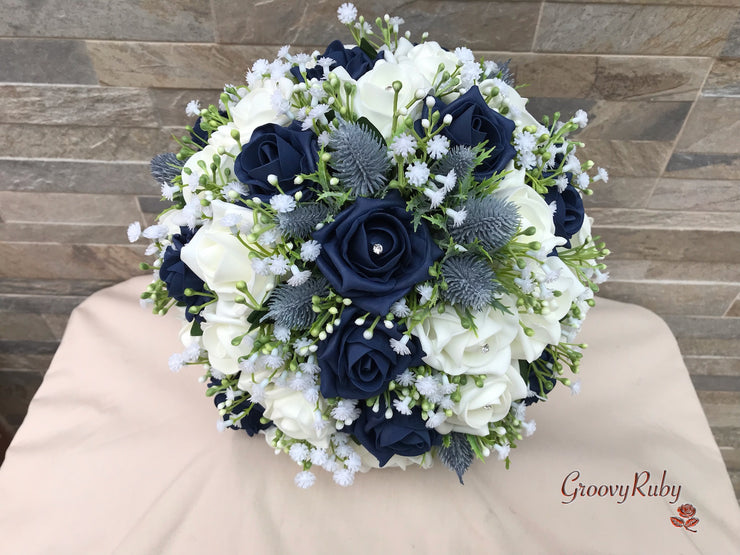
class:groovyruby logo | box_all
[670,503,699,533]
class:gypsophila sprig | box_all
[135,3,609,488]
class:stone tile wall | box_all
[1,0,738,495]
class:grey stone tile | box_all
[0,38,97,85]
[676,97,740,154]
[592,56,712,102]
[664,152,740,180]
[721,447,740,471]
[40,314,71,341]
[588,207,740,231]
[604,259,740,283]
[598,280,740,317]
[0,313,56,342]
[0,192,141,226]
[583,176,656,209]
[148,88,223,127]
[686,356,740,377]
[0,124,176,161]
[524,98,597,124]
[0,223,132,245]
[578,140,674,177]
[0,159,155,196]
[726,295,740,317]
[138,196,171,217]
[0,85,156,127]
[0,369,43,427]
[703,60,740,98]
[0,279,116,296]
[213,1,538,51]
[536,4,737,56]
[0,355,52,374]
[0,242,147,281]
[695,377,740,393]
[86,41,278,89]
[721,12,740,57]
[488,53,597,99]
[0,0,214,42]
[547,0,740,5]
[0,294,86,315]
[577,101,692,142]
[591,227,740,263]
[664,315,740,357]
[648,179,740,212]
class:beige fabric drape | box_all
[1,277,738,554]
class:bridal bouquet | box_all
[131,3,609,487]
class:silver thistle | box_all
[328,120,391,196]
[441,254,499,311]
[449,196,519,252]
[265,276,329,329]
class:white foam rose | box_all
[208,121,241,152]
[229,77,294,145]
[180,200,275,297]
[495,162,564,254]
[393,38,459,86]
[479,78,539,129]
[411,304,519,376]
[354,59,431,139]
[261,385,331,448]
[353,442,433,471]
[509,257,587,362]
[200,295,254,376]
[436,364,527,436]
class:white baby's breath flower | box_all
[406,161,430,187]
[393,397,413,415]
[576,173,590,189]
[555,175,569,193]
[300,240,322,262]
[268,255,289,275]
[333,468,355,487]
[569,380,581,395]
[390,298,411,318]
[423,186,445,209]
[416,283,434,304]
[425,410,446,429]
[337,2,357,24]
[331,400,360,423]
[185,99,201,117]
[594,167,609,183]
[270,194,297,213]
[168,353,184,373]
[395,369,415,387]
[572,109,588,128]
[435,169,457,193]
[390,133,417,158]
[492,443,510,460]
[288,266,312,287]
[426,134,450,159]
[251,257,270,276]
[446,207,467,227]
[454,46,475,63]
[127,221,141,243]
[142,224,168,240]
[310,447,329,466]
[289,443,310,463]
[294,470,316,488]
[521,419,536,437]
[273,324,291,342]
[389,335,411,356]
[160,182,179,201]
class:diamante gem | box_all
[372,243,383,255]
[481,343,490,353]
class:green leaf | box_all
[356,116,387,147]
[190,319,203,336]
[359,38,378,62]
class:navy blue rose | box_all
[544,183,584,248]
[160,227,209,322]
[317,307,425,400]
[210,378,273,436]
[312,192,443,315]
[523,352,557,406]
[349,398,441,467]
[190,116,209,148]
[418,86,516,180]
[291,39,380,82]
[234,121,319,202]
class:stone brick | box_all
[0,124,176,161]
[676,97,740,154]
[86,41,277,89]
[685,357,740,377]
[584,177,656,210]
[0,223,131,245]
[148,88,223,127]
[0,369,43,427]
[720,12,740,57]
[664,152,740,180]
[0,0,214,42]
[0,85,157,127]
[0,243,147,281]
[648,179,740,212]
[588,207,740,231]
[0,159,155,196]
[598,280,740,317]
[536,4,737,56]
[0,38,97,85]
[0,192,142,226]
[665,316,740,358]
[213,0,539,51]
[604,259,740,284]
[577,140,674,177]
[0,313,56,343]
[703,59,740,98]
